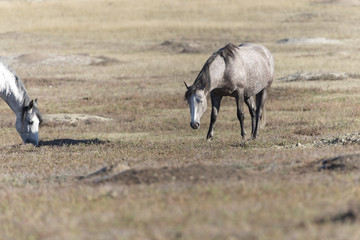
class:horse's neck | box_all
[204,83,212,96]
[0,64,30,115]
[204,54,226,96]
[204,73,221,97]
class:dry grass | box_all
[0,0,359,239]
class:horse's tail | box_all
[256,89,267,129]
[260,106,266,129]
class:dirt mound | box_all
[155,40,202,53]
[77,163,130,181]
[318,154,360,171]
[299,153,360,172]
[314,204,360,225]
[43,114,112,126]
[276,37,343,45]
[278,72,360,82]
[155,40,221,54]
[79,164,243,185]
[1,53,119,68]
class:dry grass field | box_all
[0,0,360,239]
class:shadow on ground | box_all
[39,138,109,147]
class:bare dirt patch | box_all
[283,12,336,23]
[43,114,112,126]
[278,72,360,82]
[21,77,86,89]
[79,164,244,185]
[276,37,343,45]
[313,0,360,6]
[1,53,120,68]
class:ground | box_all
[0,0,360,239]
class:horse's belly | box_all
[212,87,234,96]
[244,80,267,97]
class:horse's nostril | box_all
[190,122,200,129]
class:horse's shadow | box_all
[39,138,109,147]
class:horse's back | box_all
[238,43,274,75]
[232,43,274,96]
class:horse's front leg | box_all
[235,90,246,139]
[206,93,222,140]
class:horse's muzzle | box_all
[24,138,39,147]
[190,122,200,130]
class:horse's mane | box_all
[184,43,238,100]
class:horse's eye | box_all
[29,121,34,125]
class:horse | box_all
[0,62,42,146]
[184,43,274,140]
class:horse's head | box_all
[184,82,207,130]
[16,99,42,146]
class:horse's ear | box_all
[34,98,38,107]
[184,81,189,89]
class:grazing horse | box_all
[184,43,274,140]
[0,62,42,146]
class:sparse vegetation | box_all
[0,0,360,239]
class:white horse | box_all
[0,62,42,146]
[185,43,274,140]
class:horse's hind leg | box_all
[253,88,268,139]
[207,93,222,140]
[245,96,256,136]
[235,90,246,139]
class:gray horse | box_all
[184,43,274,140]
[0,62,42,146]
